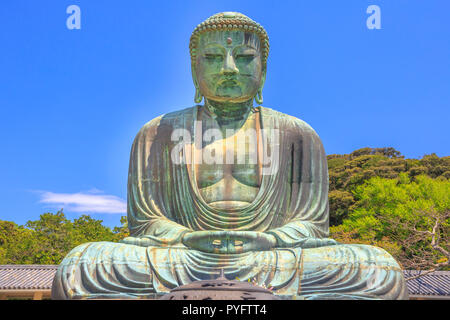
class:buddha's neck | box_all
[204,99,253,123]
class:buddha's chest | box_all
[196,116,261,183]
[194,112,262,207]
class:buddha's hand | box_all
[120,236,161,247]
[181,231,277,254]
[295,237,339,248]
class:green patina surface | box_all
[51,12,409,300]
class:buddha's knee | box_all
[60,241,150,267]
[300,244,408,299]
[341,244,402,268]
[302,243,402,271]
[52,241,154,299]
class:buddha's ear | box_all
[259,66,267,92]
[255,66,266,105]
[191,64,203,104]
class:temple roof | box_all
[0,265,57,290]
[404,270,450,297]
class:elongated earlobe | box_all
[192,64,203,104]
[255,68,266,105]
[194,87,203,104]
[255,89,263,105]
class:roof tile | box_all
[0,265,58,290]
[403,270,450,296]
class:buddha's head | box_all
[189,12,269,105]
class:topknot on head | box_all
[189,12,270,67]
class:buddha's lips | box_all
[218,79,240,87]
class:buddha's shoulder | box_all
[137,106,198,134]
[260,106,318,135]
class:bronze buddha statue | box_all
[52,12,409,300]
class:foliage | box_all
[113,216,130,239]
[0,210,128,265]
[327,148,450,225]
[328,190,354,226]
[330,173,449,270]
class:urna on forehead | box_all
[189,11,270,66]
[197,30,262,50]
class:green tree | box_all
[0,220,40,264]
[25,211,79,264]
[73,215,117,243]
[0,210,128,264]
[113,216,129,241]
[328,190,354,226]
[327,148,450,224]
[330,173,450,271]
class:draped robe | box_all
[51,106,409,300]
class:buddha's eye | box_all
[235,54,256,62]
[204,54,224,62]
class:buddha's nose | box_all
[220,52,239,75]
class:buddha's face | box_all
[194,30,265,103]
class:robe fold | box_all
[127,106,329,242]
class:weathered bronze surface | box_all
[51,12,409,300]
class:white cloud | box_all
[38,190,126,214]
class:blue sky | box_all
[0,1,449,228]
